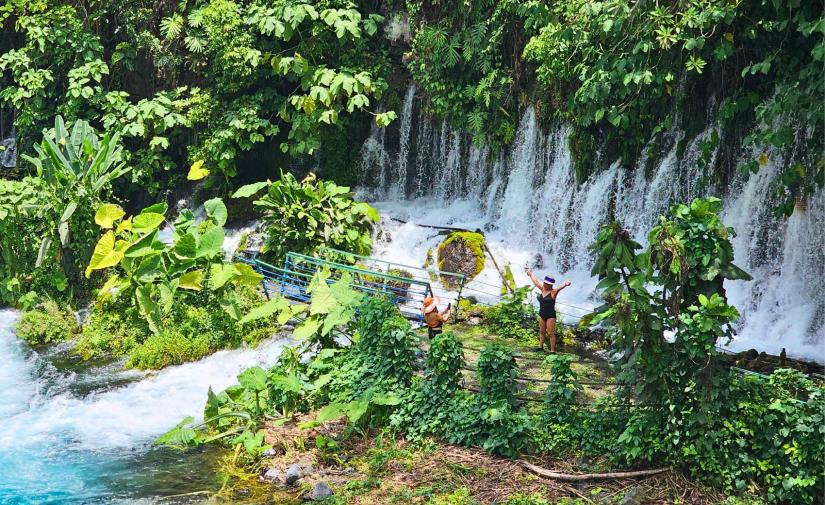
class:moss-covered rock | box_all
[15,300,79,345]
[437,231,486,289]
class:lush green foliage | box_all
[238,172,378,263]
[84,195,262,334]
[589,197,824,503]
[483,286,537,341]
[406,0,823,204]
[157,203,824,502]
[591,197,747,403]
[76,285,273,369]
[391,330,464,439]
[1,0,396,189]
[0,117,128,306]
[445,342,529,457]
[15,299,78,345]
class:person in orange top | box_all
[422,295,451,339]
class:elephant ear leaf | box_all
[95,203,126,229]
[237,366,267,391]
[231,181,270,199]
[155,416,199,447]
[187,160,209,180]
[132,212,165,234]
[209,262,239,290]
[179,269,205,290]
[85,231,124,277]
[197,227,224,259]
[203,198,228,227]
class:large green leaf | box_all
[125,230,161,258]
[309,280,335,315]
[233,263,264,286]
[220,295,242,320]
[134,254,165,283]
[136,284,162,334]
[203,198,228,227]
[179,269,204,290]
[174,232,198,259]
[237,366,267,391]
[35,237,52,268]
[293,318,322,340]
[209,262,239,290]
[239,296,289,325]
[315,402,345,423]
[155,416,199,447]
[270,373,304,394]
[95,203,125,229]
[158,279,179,312]
[197,227,224,259]
[85,231,124,277]
[231,181,270,199]
[132,212,165,234]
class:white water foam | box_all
[0,335,290,452]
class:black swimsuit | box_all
[538,292,557,320]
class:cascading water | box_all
[359,85,824,361]
[0,309,290,503]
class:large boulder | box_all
[437,231,486,289]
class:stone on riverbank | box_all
[309,481,333,501]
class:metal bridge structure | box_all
[235,247,467,323]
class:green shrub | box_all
[127,330,212,369]
[476,342,518,406]
[446,343,530,457]
[74,301,145,360]
[76,286,273,369]
[352,297,416,393]
[15,300,78,345]
[253,172,379,263]
[483,286,537,341]
[391,331,464,439]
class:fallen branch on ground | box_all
[519,460,670,481]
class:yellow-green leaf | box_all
[132,212,165,234]
[85,231,125,277]
[187,160,209,180]
[95,204,126,229]
[209,262,239,290]
[179,269,204,290]
[116,216,132,233]
[234,262,264,286]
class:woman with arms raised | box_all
[525,268,571,353]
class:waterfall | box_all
[359,85,825,362]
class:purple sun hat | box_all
[543,276,556,285]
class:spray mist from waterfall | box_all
[359,85,824,362]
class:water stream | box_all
[0,309,289,503]
[359,86,825,361]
